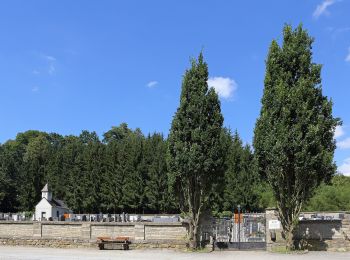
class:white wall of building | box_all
[42,191,52,201]
[35,199,52,221]
[51,207,70,219]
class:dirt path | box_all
[0,246,350,260]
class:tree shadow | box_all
[294,220,342,251]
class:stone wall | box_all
[0,221,188,249]
[90,224,135,240]
[266,208,350,251]
[145,225,187,240]
[0,223,34,238]
[42,223,82,239]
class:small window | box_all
[57,211,59,217]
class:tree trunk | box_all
[188,220,197,249]
[285,225,295,250]
[188,213,200,249]
[277,203,300,251]
[193,223,198,248]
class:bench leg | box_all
[98,243,104,250]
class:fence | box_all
[0,212,180,223]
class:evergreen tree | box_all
[101,138,124,213]
[0,141,22,212]
[223,131,258,212]
[119,128,144,212]
[144,133,172,213]
[18,133,51,211]
[253,25,339,249]
[79,131,104,213]
[167,53,225,248]
[102,124,145,213]
[208,128,233,214]
[45,133,66,202]
[58,135,85,213]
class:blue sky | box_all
[0,0,349,174]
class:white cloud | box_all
[345,47,350,62]
[32,69,40,75]
[48,64,55,75]
[207,77,237,99]
[339,157,350,176]
[147,81,158,88]
[43,55,56,62]
[338,137,350,149]
[313,0,336,19]
[41,54,56,75]
[335,125,345,139]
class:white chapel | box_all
[35,183,72,221]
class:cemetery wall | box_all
[0,221,188,249]
[266,208,350,251]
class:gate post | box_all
[238,205,241,250]
[266,208,283,251]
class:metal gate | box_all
[214,213,266,250]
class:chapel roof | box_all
[49,198,69,209]
[41,183,50,192]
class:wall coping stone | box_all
[0,221,186,226]
[299,219,342,224]
[90,222,186,226]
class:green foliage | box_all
[255,181,276,209]
[219,211,233,218]
[143,134,175,213]
[253,24,339,248]
[209,129,276,214]
[222,130,260,212]
[304,175,350,211]
[0,124,176,214]
[21,134,52,210]
[167,52,225,247]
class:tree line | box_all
[0,123,271,214]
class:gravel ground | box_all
[0,246,350,260]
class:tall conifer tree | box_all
[167,53,225,248]
[254,25,339,249]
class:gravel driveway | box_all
[0,246,350,260]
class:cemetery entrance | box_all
[214,213,266,250]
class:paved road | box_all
[0,246,350,260]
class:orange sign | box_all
[234,213,243,223]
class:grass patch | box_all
[185,247,213,253]
[270,246,308,254]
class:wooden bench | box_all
[97,236,130,250]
